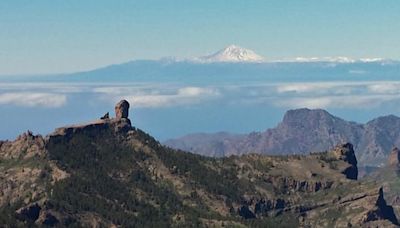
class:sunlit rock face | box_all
[115,100,130,119]
[388,147,400,167]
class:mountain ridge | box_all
[1,100,399,227]
[165,108,400,167]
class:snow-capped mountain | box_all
[195,45,265,63]
[158,45,390,64]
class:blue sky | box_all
[1,0,400,75]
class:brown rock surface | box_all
[360,187,399,225]
[388,147,400,166]
[115,99,130,119]
[331,143,358,180]
[1,102,399,227]
[0,131,45,159]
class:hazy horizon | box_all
[2,1,400,142]
[1,1,400,75]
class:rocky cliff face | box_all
[332,143,358,180]
[165,108,400,167]
[0,101,398,227]
[388,147,400,166]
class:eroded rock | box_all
[16,203,41,222]
[388,147,400,166]
[361,187,399,225]
[332,143,358,180]
[115,100,130,119]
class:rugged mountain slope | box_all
[366,148,400,223]
[165,108,400,167]
[0,101,398,227]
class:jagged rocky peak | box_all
[361,187,399,225]
[388,147,400,166]
[0,130,46,159]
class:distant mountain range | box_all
[3,45,398,83]
[163,45,390,64]
[164,108,400,167]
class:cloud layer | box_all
[0,92,67,108]
[94,86,220,108]
[1,81,400,109]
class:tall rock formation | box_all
[361,187,399,225]
[388,147,400,166]
[115,99,130,119]
[51,100,132,138]
[332,143,358,180]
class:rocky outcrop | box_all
[51,100,133,138]
[238,206,256,219]
[332,143,358,180]
[100,112,109,120]
[0,130,45,159]
[115,99,130,119]
[16,202,61,226]
[50,118,132,138]
[388,147,400,166]
[16,203,42,222]
[266,176,334,193]
[361,187,399,225]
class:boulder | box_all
[115,100,130,119]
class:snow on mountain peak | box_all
[285,56,386,63]
[197,45,265,63]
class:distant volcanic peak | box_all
[198,45,265,63]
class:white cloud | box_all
[367,83,400,94]
[275,82,357,95]
[0,92,67,108]
[97,86,220,108]
[275,94,400,109]
[348,70,367,74]
[235,81,400,109]
[2,81,400,110]
[0,83,87,93]
[276,83,335,93]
